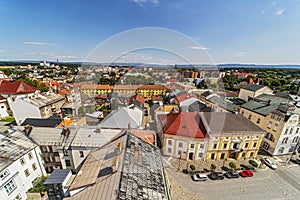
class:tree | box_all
[229,162,236,169]
[211,163,216,170]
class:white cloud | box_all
[237,52,248,57]
[261,11,265,15]
[23,41,58,46]
[131,0,158,7]
[275,8,285,15]
[272,2,277,6]
[56,55,80,59]
[0,49,3,53]
[190,46,209,50]
[25,52,37,55]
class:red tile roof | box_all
[135,94,145,103]
[158,112,207,138]
[0,80,36,95]
[175,93,192,103]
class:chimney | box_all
[128,123,131,130]
[95,126,101,133]
[112,156,119,173]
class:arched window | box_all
[293,136,299,143]
[269,134,275,142]
[282,137,288,144]
[278,147,285,154]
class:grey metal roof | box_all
[0,128,36,171]
[68,131,170,200]
[44,169,71,185]
[203,112,265,133]
[26,92,65,108]
[241,94,289,116]
[242,84,266,92]
[99,106,143,129]
[209,96,239,112]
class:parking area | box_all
[164,156,300,200]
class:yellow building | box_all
[80,84,113,97]
[136,85,167,98]
[203,112,265,160]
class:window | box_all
[278,147,285,154]
[290,128,294,134]
[213,143,218,149]
[167,140,172,145]
[256,118,260,124]
[20,158,26,165]
[282,137,288,144]
[223,143,227,149]
[199,143,204,149]
[24,169,30,177]
[198,152,203,158]
[28,152,33,160]
[79,151,84,158]
[48,146,53,152]
[244,143,249,148]
[220,153,225,159]
[4,180,16,194]
[249,152,254,157]
[0,169,10,180]
[267,121,272,129]
[248,114,252,120]
[211,153,215,159]
[297,128,299,134]
[242,153,246,158]
[14,193,22,200]
[273,124,278,132]
[178,142,183,148]
[177,150,182,155]
[65,160,71,167]
[285,129,289,135]
[190,144,195,149]
[293,136,299,143]
[167,148,172,153]
[252,142,257,148]
[32,163,37,171]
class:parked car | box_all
[224,171,239,179]
[240,164,256,171]
[191,173,208,181]
[240,170,253,177]
[208,172,225,180]
[261,158,277,170]
[290,158,300,165]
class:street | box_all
[165,162,300,200]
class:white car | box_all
[191,173,208,181]
[262,158,277,169]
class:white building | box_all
[0,128,46,200]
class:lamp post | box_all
[177,152,182,171]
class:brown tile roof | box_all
[134,94,145,103]
[0,80,36,95]
[137,84,167,90]
[158,112,207,138]
[202,112,265,133]
[81,84,113,90]
[175,93,192,103]
[152,95,163,102]
[113,85,139,90]
[131,130,155,144]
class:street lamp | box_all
[177,152,182,171]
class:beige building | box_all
[238,84,273,101]
[240,94,300,156]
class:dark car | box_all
[290,158,300,165]
[208,172,225,180]
[224,171,239,179]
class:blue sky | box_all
[0,0,300,64]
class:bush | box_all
[229,162,236,169]
[249,160,258,167]
[190,164,196,171]
[28,176,47,193]
[211,163,216,170]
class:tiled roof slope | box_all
[0,80,36,95]
[158,112,207,138]
[68,131,169,200]
[203,112,265,133]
